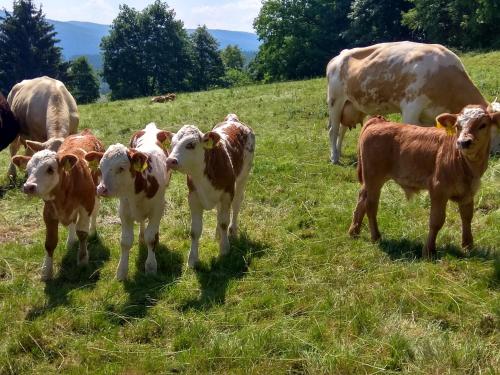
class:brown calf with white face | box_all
[166,114,255,267]
[348,105,500,258]
[12,129,104,280]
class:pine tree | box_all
[190,26,225,91]
[221,45,245,70]
[66,57,100,104]
[0,0,63,94]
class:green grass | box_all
[0,52,499,374]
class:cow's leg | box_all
[139,221,145,245]
[75,210,90,266]
[328,100,343,164]
[423,195,447,259]
[66,223,77,248]
[89,198,99,236]
[335,125,348,163]
[117,214,134,281]
[7,136,21,179]
[348,186,367,237]
[217,194,232,256]
[229,173,249,238]
[401,102,423,125]
[458,200,474,251]
[144,214,161,275]
[42,205,58,281]
[365,184,383,242]
[188,192,203,268]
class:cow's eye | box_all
[479,123,487,130]
[186,142,195,150]
[47,167,54,174]
[117,167,124,173]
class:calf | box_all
[85,123,172,280]
[166,114,255,267]
[12,129,104,280]
[348,105,500,258]
[150,93,176,103]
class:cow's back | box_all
[7,76,79,142]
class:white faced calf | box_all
[85,123,172,280]
[166,114,255,267]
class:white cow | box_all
[166,114,255,268]
[85,123,172,280]
[326,41,490,164]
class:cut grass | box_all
[0,52,499,374]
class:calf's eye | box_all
[117,167,124,173]
[47,167,54,174]
[186,142,195,150]
[479,123,487,130]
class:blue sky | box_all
[0,0,261,32]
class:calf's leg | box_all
[458,200,474,250]
[42,206,58,281]
[365,185,382,242]
[89,198,99,236]
[66,223,77,248]
[349,187,367,237]
[423,196,447,259]
[188,193,203,268]
[144,217,160,275]
[76,211,91,266]
[217,194,232,256]
[117,212,134,281]
[229,172,250,237]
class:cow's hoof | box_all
[145,258,157,274]
[77,253,89,267]
[348,224,361,237]
[228,225,238,238]
[187,257,199,269]
[116,269,128,281]
[40,268,53,281]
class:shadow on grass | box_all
[26,234,110,320]
[116,243,183,321]
[180,232,269,311]
[379,237,498,262]
[0,176,23,199]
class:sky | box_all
[0,0,262,32]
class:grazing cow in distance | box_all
[85,123,172,280]
[166,114,255,267]
[7,76,79,177]
[348,105,500,259]
[0,94,20,151]
[11,129,104,280]
[326,41,493,164]
[151,93,176,103]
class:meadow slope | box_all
[0,52,499,374]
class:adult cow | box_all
[326,41,491,164]
[7,76,79,177]
[0,93,20,151]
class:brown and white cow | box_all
[12,129,104,280]
[326,41,491,164]
[85,123,172,280]
[7,76,79,177]
[151,93,176,103]
[166,114,255,267]
[348,105,500,258]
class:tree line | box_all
[1,0,498,102]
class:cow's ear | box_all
[157,130,174,149]
[490,111,500,127]
[26,140,46,152]
[130,150,148,173]
[84,151,104,171]
[202,132,221,150]
[59,154,78,172]
[12,155,31,170]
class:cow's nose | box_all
[97,184,109,197]
[23,183,36,195]
[166,158,178,170]
[458,139,472,149]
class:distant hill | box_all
[0,11,260,68]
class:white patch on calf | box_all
[458,107,487,130]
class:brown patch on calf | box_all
[204,141,235,196]
[129,130,145,148]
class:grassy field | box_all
[0,52,499,374]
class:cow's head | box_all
[25,137,65,153]
[166,125,221,174]
[85,144,148,198]
[12,150,78,200]
[436,105,500,156]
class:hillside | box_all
[0,53,498,373]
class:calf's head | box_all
[85,144,149,198]
[437,105,500,156]
[166,125,220,174]
[12,150,78,200]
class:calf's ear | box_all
[12,155,31,170]
[490,112,500,127]
[202,132,221,150]
[59,154,78,172]
[26,140,46,152]
[157,130,174,149]
[129,150,149,173]
[436,113,457,128]
[84,151,104,171]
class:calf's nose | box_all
[96,184,109,197]
[23,183,36,195]
[166,158,178,170]
[457,139,472,149]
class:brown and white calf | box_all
[166,114,255,267]
[348,105,500,258]
[12,129,104,280]
[85,123,172,280]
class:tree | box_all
[347,0,413,46]
[221,45,245,70]
[101,1,191,100]
[252,0,352,81]
[190,25,225,90]
[0,0,64,94]
[66,57,100,104]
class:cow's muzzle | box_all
[97,184,110,197]
[166,157,179,170]
[457,139,473,149]
[23,183,37,195]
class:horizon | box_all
[0,0,261,33]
